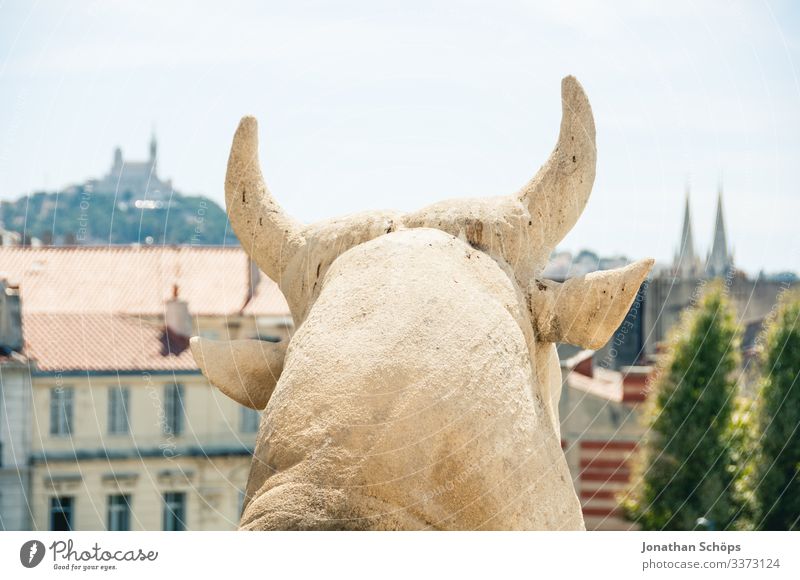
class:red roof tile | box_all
[242,276,290,317]
[23,312,197,372]
[0,246,289,317]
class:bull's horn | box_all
[190,337,286,410]
[520,76,596,267]
[529,258,654,349]
[226,116,305,286]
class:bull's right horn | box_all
[226,116,305,287]
[528,259,654,349]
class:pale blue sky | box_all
[0,0,798,273]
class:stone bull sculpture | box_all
[190,76,653,530]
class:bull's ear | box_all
[529,259,654,349]
[190,337,286,410]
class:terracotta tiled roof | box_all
[23,312,197,372]
[0,246,289,317]
[242,276,290,317]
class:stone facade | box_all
[29,372,256,531]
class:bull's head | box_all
[191,76,653,530]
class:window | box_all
[163,383,184,436]
[107,494,131,531]
[50,388,73,436]
[108,386,130,435]
[50,496,73,531]
[240,407,260,433]
[162,492,186,531]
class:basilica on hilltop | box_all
[85,133,173,200]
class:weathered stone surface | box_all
[193,76,653,530]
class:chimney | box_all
[573,352,594,377]
[165,284,192,338]
[0,280,23,353]
[248,259,261,303]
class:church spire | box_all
[149,128,158,162]
[149,127,158,175]
[705,184,733,278]
[673,184,700,277]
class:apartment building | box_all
[0,245,291,530]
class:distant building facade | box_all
[0,246,291,531]
[558,348,651,530]
[0,280,32,530]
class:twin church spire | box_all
[674,187,701,277]
[673,183,733,279]
[706,188,733,277]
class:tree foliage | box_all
[622,284,741,530]
[752,292,800,530]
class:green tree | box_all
[728,394,757,529]
[753,293,800,530]
[622,284,741,530]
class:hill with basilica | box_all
[0,134,235,246]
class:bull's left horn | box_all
[226,116,305,285]
[190,337,286,410]
[529,258,654,349]
[519,76,597,268]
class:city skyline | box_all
[1,129,791,278]
[1,0,799,274]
